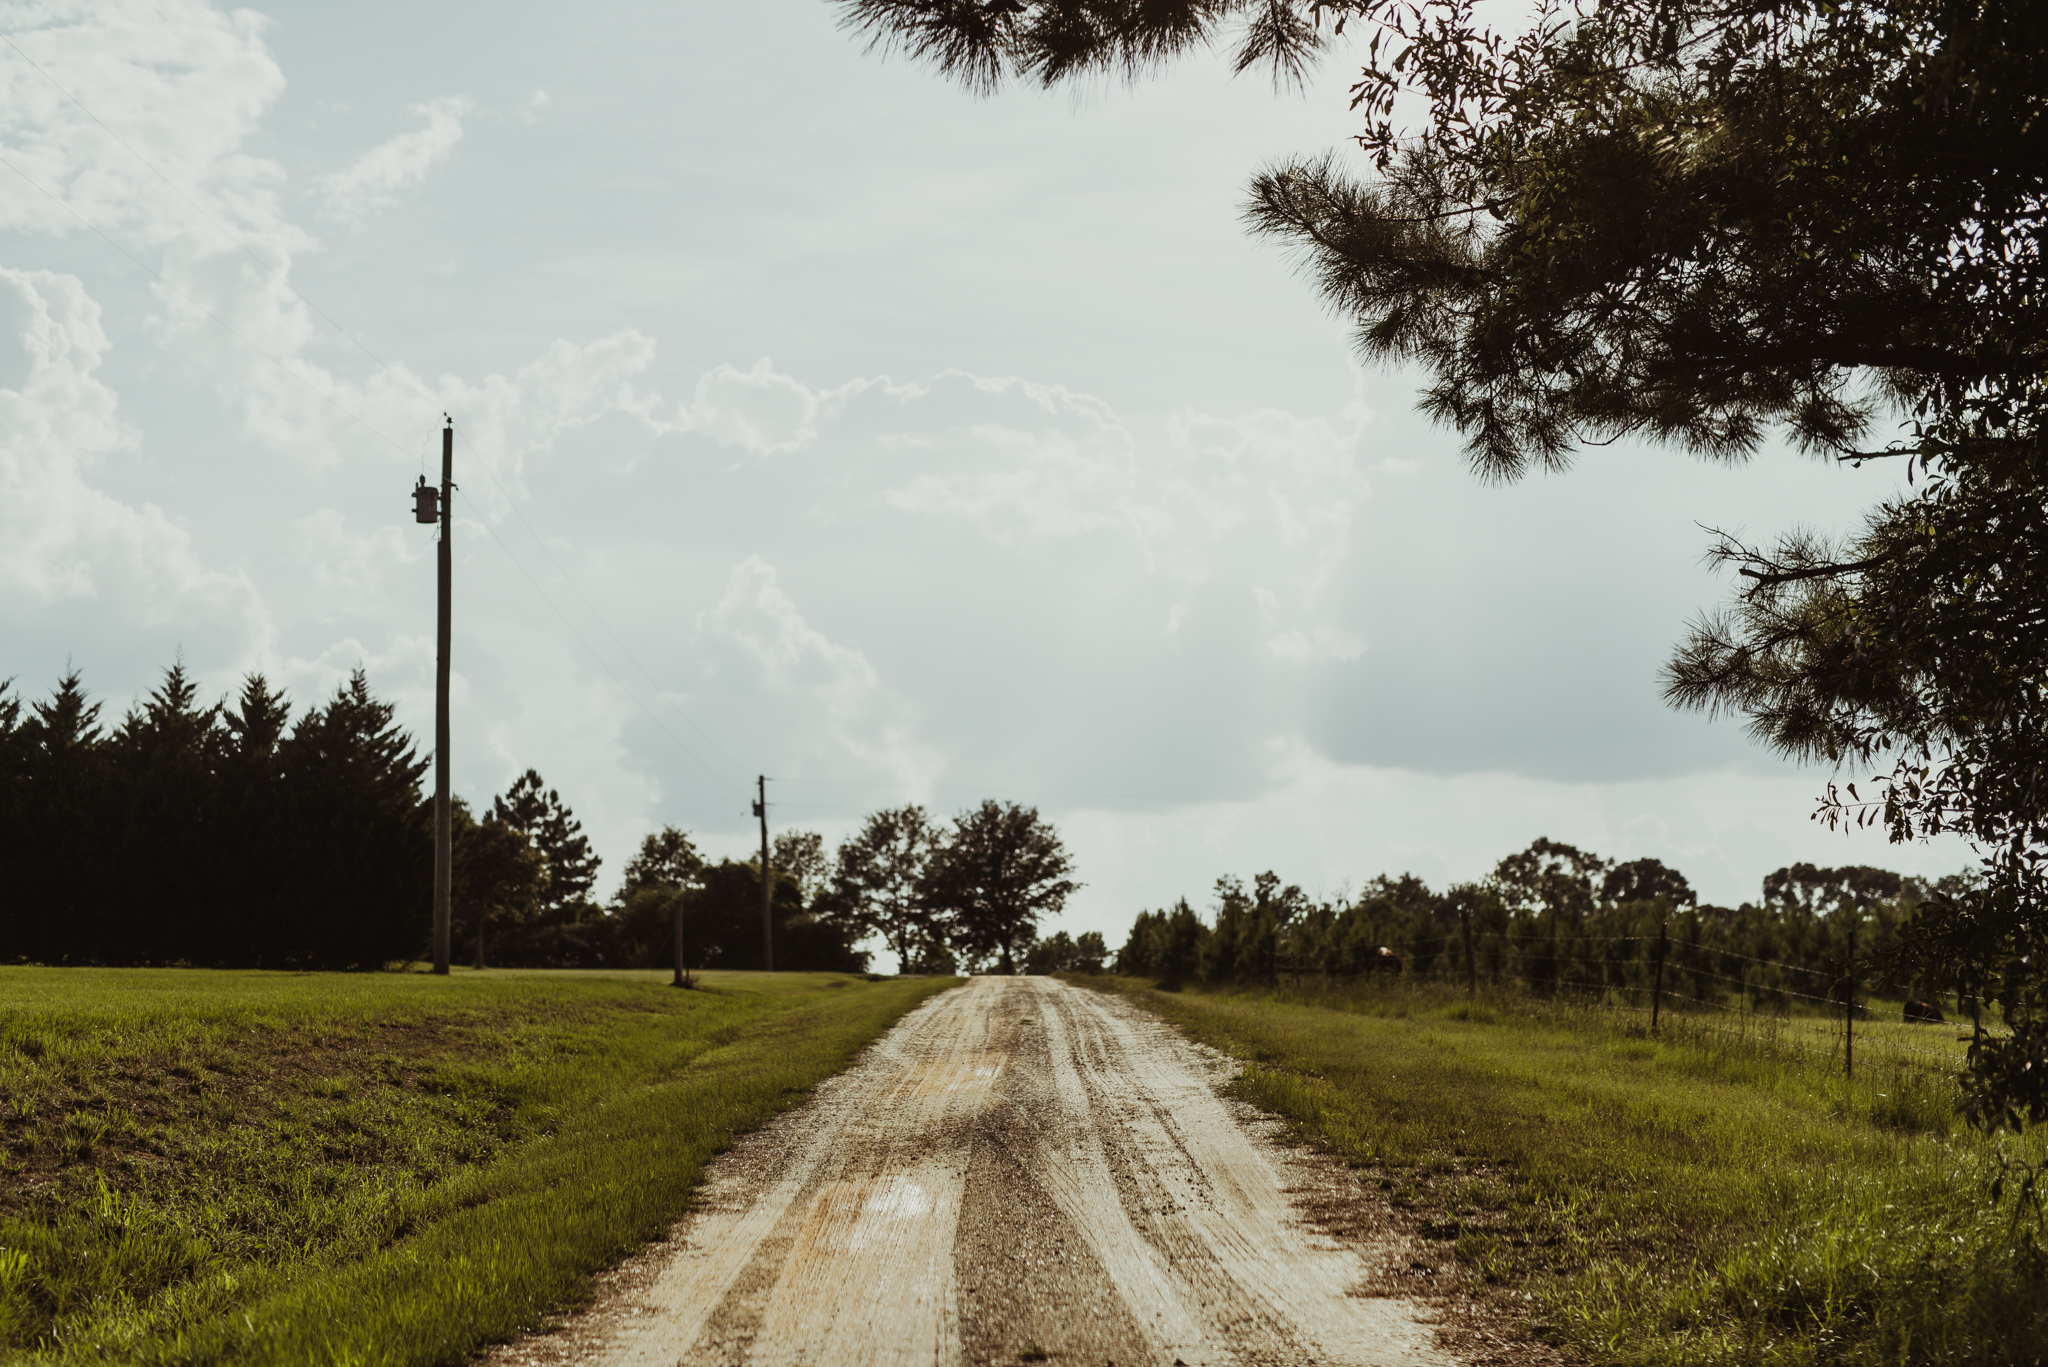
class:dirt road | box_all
[555,976,1451,1367]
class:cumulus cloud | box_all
[0,266,266,645]
[0,0,293,248]
[316,96,472,223]
[663,363,1375,666]
[702,556,945,796]
[675,358,821,456]
[295,508,419,595]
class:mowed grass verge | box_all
[0,967,956,1365]
[1075,976,2048,1367]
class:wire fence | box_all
[1264,925,1987,1077]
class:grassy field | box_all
[0,966,956,1366]
[1076,976,2048,1367]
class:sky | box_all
[0,0,1976,966]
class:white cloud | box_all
[1052,736,1981,940]
[676,357,820,456]
[295,508,419,595]
[682,364,1374,665]
[702,556,945,796]
[0,265,266,645]
[317,96,472,223]
[0,0,293,249]
[518,89,550,124]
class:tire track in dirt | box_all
[509,977,1455,1367]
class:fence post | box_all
[1651,917,1668,1032]
[1461,904,1477,999]
[1843,918,1858,1080]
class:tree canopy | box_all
[920,800,1079,973]
[819,804,946,972]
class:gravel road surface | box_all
[546,975,1452,1367]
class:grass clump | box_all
[1075,975,2048,1367]
[0,965,955,1364]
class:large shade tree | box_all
[921,800,1079,973]
[819,804,946,971]
[835,0,2048,1132]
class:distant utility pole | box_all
[414,419,454,975]
[753,775,772,971]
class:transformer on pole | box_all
[415,420,454,974]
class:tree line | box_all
[0,666,1088,973]
[613,798,1092,977]
[1116,836,1975,1014]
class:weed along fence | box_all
[1272,925,1978,1080]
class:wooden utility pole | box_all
[754,775,773,971]
[414,420,454,976]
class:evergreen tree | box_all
[451,800,546,969]
[274,669,432,969]
[611,825,707,972]
[0,664,431,969]
[492,770,601,919]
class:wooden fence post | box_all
[1843,918,1858,1079]
[1651,918,1668,1032]
[1461,904,1477,999]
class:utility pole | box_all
[753,776,773,971]
[414,420,453,975]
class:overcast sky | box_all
[0,0,1974,965]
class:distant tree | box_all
[621,825,706,896]
[1761,864,1906,919]
[1602,858,1697,910]
[215,674,292,963]
[1205,872,1310,984]
[492,770,601,919]
[615,825,707,983]
[770,829,829,905]
[1024,929,1109,975]
[104,663,229,963]
[819,805,941,972]
[922,801,1077,974]
[683,859,868,973]
[1115,900,1207,988]
[12,671,107,963]
[1493,839,1609,922]
[452,800,545,968]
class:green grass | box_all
[1074,975,2048,1367]
[0,966,956,1365]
